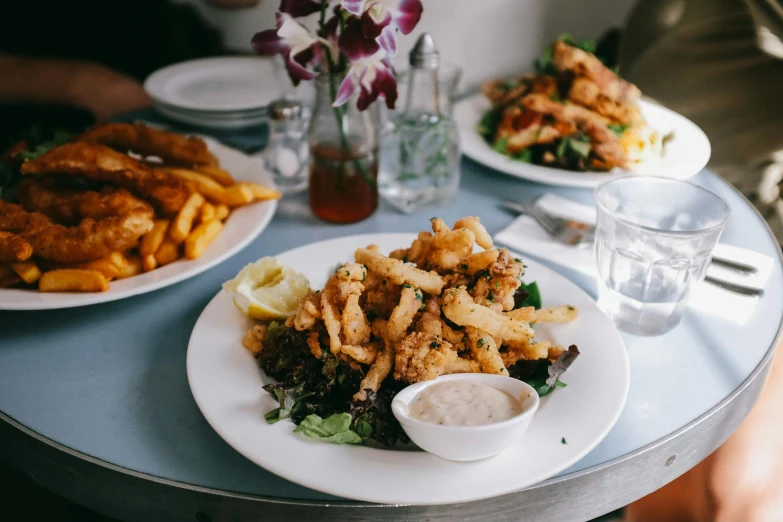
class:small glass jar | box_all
[308,73,379,224]
[264,99,308,194]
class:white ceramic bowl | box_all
[392,374,540,462]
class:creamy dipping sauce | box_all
[408,381,523,426]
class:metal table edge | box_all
[2,174,782,512]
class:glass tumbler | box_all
[595,177,731,336]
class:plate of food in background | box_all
[187,216,630,504]
[0,123,279,310]
[454,36,711,188]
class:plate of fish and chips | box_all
[454,37,711,188]
[187,217,630,504]
[0,123,279,310]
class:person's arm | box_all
[0,53,151,121]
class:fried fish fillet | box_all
[0,201,153,263]
[20,142,191,214]
[77,123,218,167]
[0,231,33,262]
[553,40,640,103]
[18,179,154,225]
[568,77,643,126]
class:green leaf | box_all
[18,130,74,161]
[607,123,629,137]
[294,413,363,444]
[262,383,314,424]
[477,106,503,142]
[556,137,569,159]
[354,419,372,440]
[568,138,591,158]
[512,148,533,163]
[493,136,509,154]
[516,281,542,310]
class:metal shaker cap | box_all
[269,99,303,121]
[410,33,439,69]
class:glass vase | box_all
[308,73,379,224]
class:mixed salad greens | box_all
[259,281,578,447]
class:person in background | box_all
[0,0,259,144]
[619,1,783,520]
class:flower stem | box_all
[318,0,376,189]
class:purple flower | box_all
[341,0,423,55]
[252,13,322,85]
[333,51,398,110]
[278,0,323,17]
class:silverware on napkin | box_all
[501,199,764,297]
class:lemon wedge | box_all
[222,257,311,321]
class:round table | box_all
[2,113,782,522]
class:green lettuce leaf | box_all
[294,413,363,444]
[515,281,542,310]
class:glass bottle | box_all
[308,72,379,224]
[265,99,308,194]
[379,33,461,213]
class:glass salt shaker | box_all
[265,99,309,194]
[379,33,461,213]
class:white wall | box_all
[175,0,635,90]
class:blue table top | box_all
[1,114,782,502]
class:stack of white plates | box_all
[145,57,280,130]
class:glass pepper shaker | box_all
[265,99,309,194]
[379,33,461,213]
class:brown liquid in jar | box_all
[309,143,378,224]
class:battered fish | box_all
[77,123,218,167]
[20,142,191,214]
[0,201,153,263]
[19,179,154,226]
[0,231,33,262]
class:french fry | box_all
[196,165,234,186]
[0,272,21,287]
[235,181,282,202]
[185,220,223,260]
[11,261,42,284]
[74,252,125,281]
[222,184,254,207]
[199,202,216,223]
[164,168,226,203]
[140,220,170,257]
[142,254,157,272]
[39,269,108,293]
[170,192,205,243]
[155,238,180,267]
[214,204,229,221]
[117,255,143,279]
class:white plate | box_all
[454,93,711,188]
[145,57,279,112]
[187,234,630,505]
[0,139,277,310]
[153,103,268,130]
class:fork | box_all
[504,200,595,247]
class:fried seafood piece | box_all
[568,77,643,126]
[77,122,218,167]
[355,319,395,401]
[341,342,378,365]
[320,263,368,354]
[361,271,402,318]
[18,179,154,225]
[501,339,553,366]
[580,119,628,169]
[342,293,371,345]
[462,249,500,275]
[496,106,563,153]
[289,291,322,331]
[0,201,153,263]
[20,143,192,214]
[522,93,610,127]
[242,324,268,355]
[505,304,579,324]
[394,332,457,383]
[443,357,481,374]
[355,247,445,295]
[407,217,491,272]
[415,297,443,338]
[552,40,641,103]
[306,330,324,359]
[454,217,492,249]
[466,326,507,375]
[442,286,534,342]
[0,231,33,262]
[387,286,422,342]
[471,249,524,311]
